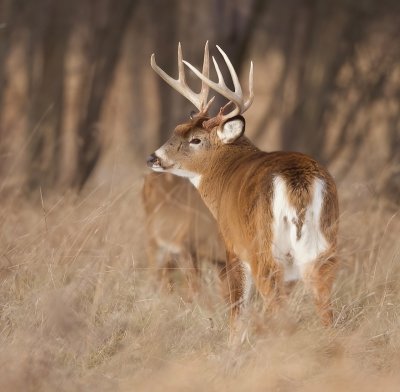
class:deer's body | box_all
[147,42,339,327]
[193,140,338,281]
[142,172,225,291]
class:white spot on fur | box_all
[189,175,202,188]
[155,237,182,255]
[167,167,199,178]
[241,261,253,305]
[271,176,328,282]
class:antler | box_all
[183,45,254,122]
[151,42,214,114]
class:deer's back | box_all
[206,150,339,279]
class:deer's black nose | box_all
[146,153,159,168]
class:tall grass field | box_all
[0,166,399,391]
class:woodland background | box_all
[0,1,400,391]
[0,0,399,199]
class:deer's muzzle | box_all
[146,153,161,169]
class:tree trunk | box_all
[74,0,137,190]
[26,0,70,190]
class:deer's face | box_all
[147,116,213,179]
[147,116,245,179]
[148,42,251,180]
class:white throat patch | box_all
[189,175,202,189]
[167,167,200,180]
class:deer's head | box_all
[147,42,254,180]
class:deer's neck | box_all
[195,137,260,218]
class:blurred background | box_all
[0,0,399,203]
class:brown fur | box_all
[149,116,339,327]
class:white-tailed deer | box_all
[142,172,225,292]
[147,42,339,327]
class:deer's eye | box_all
[189,111,197,120]
[189,138,201,145]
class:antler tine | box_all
[183,44,254,121]
[216,45,242,97]
[246,61,254,110]
[177,42,186,83]
[183,57,239,110]
[151,42,212,113]
[211,56,225,86]
[198,41,212,112]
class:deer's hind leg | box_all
[301,252,338,326]
[217,249,254,343]
[251,252,286,314]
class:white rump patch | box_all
[271,176,328,282]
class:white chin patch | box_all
[151,166,165,172]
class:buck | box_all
[142,171,225,292]
[147,42,339,327]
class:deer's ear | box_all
[217,116,245,144]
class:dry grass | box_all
[0,168,399,391]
